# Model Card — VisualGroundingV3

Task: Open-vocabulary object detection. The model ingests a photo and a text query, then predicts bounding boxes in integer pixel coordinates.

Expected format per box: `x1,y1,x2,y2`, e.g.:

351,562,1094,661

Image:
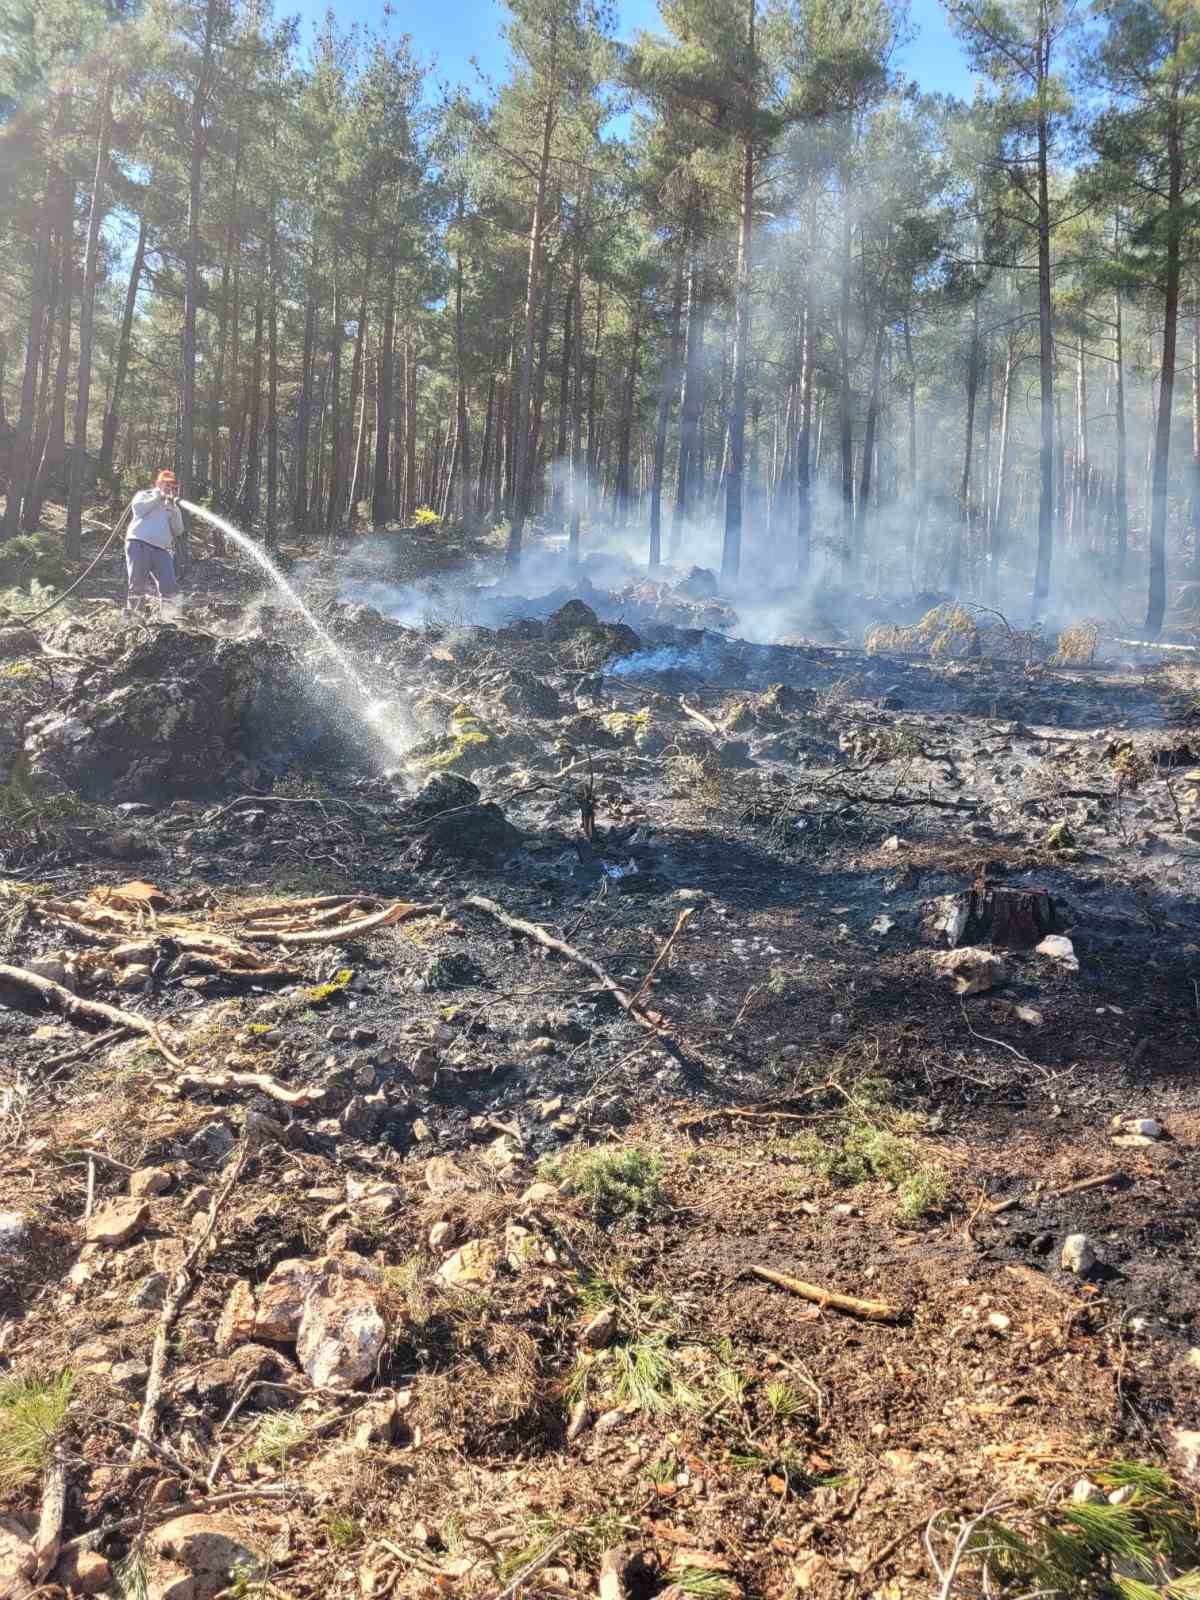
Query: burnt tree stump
958,882,1056,948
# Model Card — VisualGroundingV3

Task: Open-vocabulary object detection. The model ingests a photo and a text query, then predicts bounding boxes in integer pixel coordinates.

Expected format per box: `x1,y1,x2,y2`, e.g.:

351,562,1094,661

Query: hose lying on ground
0,503,133,630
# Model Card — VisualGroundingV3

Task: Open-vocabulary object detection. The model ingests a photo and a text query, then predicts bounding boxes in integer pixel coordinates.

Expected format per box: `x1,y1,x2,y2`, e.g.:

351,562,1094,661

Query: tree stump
958,881,1056,949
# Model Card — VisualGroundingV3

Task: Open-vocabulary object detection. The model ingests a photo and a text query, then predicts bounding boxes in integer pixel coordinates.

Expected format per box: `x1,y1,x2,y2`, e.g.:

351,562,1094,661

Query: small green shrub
790,1119,949,1220
542,1145,663,1222
412,505,441,528
0,1370,74,1490
0,535,70,592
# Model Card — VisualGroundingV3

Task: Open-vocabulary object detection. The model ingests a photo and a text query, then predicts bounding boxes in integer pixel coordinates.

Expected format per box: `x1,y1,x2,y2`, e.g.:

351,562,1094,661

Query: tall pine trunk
1032,12,1055,618
1146,57,1183,638
649,249,685,571
100,212,147,478
507,36,558,566
721,0,756,584
66,67,114,560
181,0,219,512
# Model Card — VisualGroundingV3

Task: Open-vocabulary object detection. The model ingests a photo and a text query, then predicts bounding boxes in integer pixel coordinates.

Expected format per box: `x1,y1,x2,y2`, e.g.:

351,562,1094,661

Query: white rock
1061,1234,1097,1276
1127,1118,1164,1139
0,1515,35,1594
294,1253,388,1389
1071,1478,1106,1504
1036,934,1079,970
54,1548,113,1594
986,1312,1012,1334
0,1211,28,1256
253,1257,314,1341
932,947,1007,996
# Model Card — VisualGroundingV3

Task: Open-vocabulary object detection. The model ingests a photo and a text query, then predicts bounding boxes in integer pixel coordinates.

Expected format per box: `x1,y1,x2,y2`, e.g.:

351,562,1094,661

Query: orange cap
156,469,178,488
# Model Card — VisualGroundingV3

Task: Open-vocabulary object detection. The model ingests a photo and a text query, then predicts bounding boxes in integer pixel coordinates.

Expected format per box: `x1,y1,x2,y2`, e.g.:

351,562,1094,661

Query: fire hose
0,500,135,630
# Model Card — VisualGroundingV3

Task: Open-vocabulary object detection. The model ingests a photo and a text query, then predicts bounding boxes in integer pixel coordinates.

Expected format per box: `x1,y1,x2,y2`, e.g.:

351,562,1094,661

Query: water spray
177,499,405,756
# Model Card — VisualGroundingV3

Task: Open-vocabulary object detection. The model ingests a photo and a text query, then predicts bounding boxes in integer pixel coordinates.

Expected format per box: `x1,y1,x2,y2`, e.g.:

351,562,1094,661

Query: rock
406,771,481,818
25,956,75,989
1170,1427,1200,1489
1114,1117,1164,1139
425,1155,474,1197
581,1307,617,1348
188,1345,296,1410
418,802,521,863
428,1220,457,1251
350,1026,378,1045
504,1222,545,1269
931,947,1007,996
183,1118,236,1166
1037,934,1079,970
54,1548,113,1593
132,1271,169,1308
435,1239,500,1288
111,1358,150,1391
254,1258,316,1342
986,1312,1012,1334
296,1254,389,1388
411,1046,440,1086
0,625,39,660
1071,1478,1106,1505
150,1515,264,1600
0,1516,35,1594
346,1179,404,1219
86,1197,150,1246
119,963,152,990
793,1553,833,1592
130,1166,173,1198
546,599,599,640
1061,1234,1097,1276
520,1181,560,1206
566,1398,591,1441
352,1391,407,1452
594,1408,628,1434
0,1210,28,1257
340,1094,384,1139
216,1280,256,1353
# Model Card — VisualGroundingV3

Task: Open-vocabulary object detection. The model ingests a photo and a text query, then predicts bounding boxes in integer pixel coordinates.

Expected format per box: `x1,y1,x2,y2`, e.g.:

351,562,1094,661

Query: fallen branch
40,1026,131,1072
627,907,695,1012
177,1070,324,1107
32,1455,68,1582
464,894,683,1050
58,1486,295,1556
749,1265,901,1323
679,698,721,735
241,900,441,947
0,962,183,1068
132,1139,249,1462
987,1169,1120,1215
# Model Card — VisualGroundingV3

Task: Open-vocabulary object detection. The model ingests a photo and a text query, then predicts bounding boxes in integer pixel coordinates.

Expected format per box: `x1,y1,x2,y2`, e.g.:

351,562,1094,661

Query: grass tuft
0,1370,73,1490
541,1145,664,1222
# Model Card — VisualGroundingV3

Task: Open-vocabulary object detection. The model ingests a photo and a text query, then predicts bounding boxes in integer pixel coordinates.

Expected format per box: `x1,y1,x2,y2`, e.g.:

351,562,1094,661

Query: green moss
302,968,354,1007
599,709,650,740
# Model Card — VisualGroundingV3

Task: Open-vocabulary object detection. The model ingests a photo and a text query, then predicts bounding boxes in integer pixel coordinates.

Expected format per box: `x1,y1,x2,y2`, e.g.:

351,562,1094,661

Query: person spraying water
126,469,184,614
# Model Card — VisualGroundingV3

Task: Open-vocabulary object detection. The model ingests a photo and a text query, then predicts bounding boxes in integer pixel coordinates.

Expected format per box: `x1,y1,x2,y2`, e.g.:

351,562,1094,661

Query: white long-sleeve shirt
127,489,183,552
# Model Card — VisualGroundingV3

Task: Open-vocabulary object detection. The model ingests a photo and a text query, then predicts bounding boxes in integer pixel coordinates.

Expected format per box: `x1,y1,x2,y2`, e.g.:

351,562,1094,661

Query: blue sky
292,0,976,103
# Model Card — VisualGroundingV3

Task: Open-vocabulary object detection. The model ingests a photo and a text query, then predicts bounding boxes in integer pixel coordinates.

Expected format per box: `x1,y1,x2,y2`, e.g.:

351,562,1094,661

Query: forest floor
1,512,1200,1600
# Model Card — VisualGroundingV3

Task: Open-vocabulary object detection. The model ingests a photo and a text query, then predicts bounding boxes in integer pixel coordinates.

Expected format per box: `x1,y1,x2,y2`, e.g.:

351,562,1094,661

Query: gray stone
0,1211,28,1257
111,1358,151,1391
1061,1234,1097,1276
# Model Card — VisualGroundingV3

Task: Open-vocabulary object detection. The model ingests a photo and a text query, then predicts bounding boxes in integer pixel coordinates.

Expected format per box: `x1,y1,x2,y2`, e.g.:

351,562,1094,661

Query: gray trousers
126,539,178,604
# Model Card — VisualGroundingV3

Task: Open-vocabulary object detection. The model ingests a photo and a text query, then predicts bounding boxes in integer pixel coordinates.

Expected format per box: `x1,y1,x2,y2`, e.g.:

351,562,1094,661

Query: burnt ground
2,541,1200,1600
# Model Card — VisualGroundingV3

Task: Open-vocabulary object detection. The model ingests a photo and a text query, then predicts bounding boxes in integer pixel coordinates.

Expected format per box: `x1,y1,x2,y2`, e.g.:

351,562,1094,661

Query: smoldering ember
5,0,1200,1595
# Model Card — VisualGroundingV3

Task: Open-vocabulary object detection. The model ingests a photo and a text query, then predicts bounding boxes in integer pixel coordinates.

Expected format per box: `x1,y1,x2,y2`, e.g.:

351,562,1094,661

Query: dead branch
132,1139,249,1462
241,900,441,947
749,1265,901,1323
176,1070,324,1107
464,894,686,1056
40,1026,131,1072
57,1486,295,1556
32,1455,68,1582
0,962,183,1068
626,907,695,1011
679,697,721,734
